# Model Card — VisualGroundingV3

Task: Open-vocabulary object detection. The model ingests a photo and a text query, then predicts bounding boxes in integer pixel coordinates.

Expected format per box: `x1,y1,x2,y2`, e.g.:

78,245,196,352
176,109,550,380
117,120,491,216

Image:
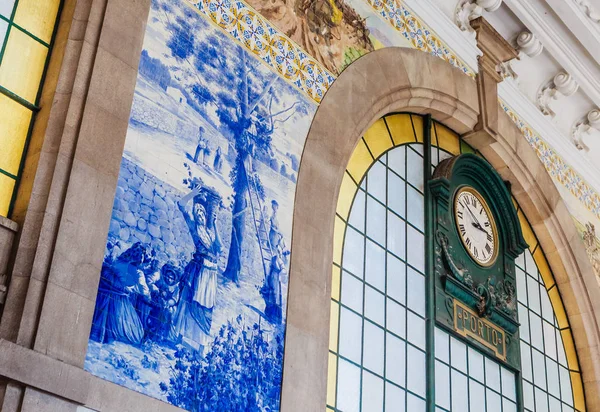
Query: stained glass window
0,0,61,216
328,113,585,412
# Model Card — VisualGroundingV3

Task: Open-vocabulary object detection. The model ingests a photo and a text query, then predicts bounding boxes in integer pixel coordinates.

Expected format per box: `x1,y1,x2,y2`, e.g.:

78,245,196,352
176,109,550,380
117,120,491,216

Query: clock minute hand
465,205,489,234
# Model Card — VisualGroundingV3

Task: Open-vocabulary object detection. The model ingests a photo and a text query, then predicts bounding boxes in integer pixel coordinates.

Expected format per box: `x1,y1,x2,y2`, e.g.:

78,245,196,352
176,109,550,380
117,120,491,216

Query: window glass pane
343,227,364,277
526,275,541,315
469,379,485,411
368,162,387,203
387,146,405,178
0,93,33,175
367,196,386,245
385,383,406,412
387,254,405,305
486,389,501,412
13,0,60,43
407,346,426,397
0,173,15,217
468,347,484,383
435,360,450,410
339,307,363,363
450,337,467,374
406,185,424,231
407,393,426,412
407,268,425,316
349,189,365,233
451,369,469,411
387,211,406,260
406,146,423,192
386,298,406,339
366,239,385,291
434,327,449,364
501,366,516,401
485,357,501,392
0,27,48,103
341,271,363,313
363,321,384,375
407,311,425,350
406,225,424,272
337,359,361,412
0,19,8,46
365,286,385,326
387,171,405,218
386,333,406,387
362,370,384,411
523,380,535,411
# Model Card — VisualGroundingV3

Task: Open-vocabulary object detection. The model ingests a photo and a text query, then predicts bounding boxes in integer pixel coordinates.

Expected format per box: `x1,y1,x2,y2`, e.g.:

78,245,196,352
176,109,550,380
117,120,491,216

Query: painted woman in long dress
91,242,150,344
174,185,222,352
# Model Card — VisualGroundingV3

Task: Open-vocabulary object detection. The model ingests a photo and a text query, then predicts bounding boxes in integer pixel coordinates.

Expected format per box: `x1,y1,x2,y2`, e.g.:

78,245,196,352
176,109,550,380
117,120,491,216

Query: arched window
0,0,62,216
327,114,585,412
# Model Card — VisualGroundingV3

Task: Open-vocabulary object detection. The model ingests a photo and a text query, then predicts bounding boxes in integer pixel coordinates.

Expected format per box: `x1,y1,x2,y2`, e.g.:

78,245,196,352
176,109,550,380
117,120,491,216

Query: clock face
454,187,498,266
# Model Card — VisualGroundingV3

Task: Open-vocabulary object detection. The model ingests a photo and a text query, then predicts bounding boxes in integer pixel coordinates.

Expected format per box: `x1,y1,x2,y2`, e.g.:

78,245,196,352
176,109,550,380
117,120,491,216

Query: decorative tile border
187,0,336,103
364,0,475,77
186,0,600,223
501,101,600,220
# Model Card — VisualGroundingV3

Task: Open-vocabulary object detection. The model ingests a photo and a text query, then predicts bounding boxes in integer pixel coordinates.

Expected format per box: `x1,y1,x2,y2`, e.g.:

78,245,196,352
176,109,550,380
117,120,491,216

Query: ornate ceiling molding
573,0,600,24
572,109,600,151
504,0,600,107
516,32,543,58
536,72,579,117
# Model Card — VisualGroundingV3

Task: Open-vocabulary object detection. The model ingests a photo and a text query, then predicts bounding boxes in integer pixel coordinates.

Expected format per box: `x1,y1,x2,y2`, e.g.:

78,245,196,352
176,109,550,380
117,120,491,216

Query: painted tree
164,3,309,283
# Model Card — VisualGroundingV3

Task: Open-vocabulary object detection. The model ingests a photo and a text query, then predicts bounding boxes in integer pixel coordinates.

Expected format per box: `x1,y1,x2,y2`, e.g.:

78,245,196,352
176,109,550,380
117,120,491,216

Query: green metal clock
428,153,528,369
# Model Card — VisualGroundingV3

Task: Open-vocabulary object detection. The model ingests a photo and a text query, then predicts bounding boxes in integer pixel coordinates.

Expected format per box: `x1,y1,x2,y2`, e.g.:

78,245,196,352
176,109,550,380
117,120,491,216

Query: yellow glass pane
0,94,32,175
327,353,337,407
548,286,568,330
14,0,60,43
385,114,415,145
329,301,339,351
435,123,460,155
332,215,345,265
346,139,372,182
0,173,16,217
336,172,358,221
411,115,424,142
533,247,554,289
517,209,537,251
331,265,341,300
571,371,586,411
0,28,48,103
363,118,393,160
561,328,580,372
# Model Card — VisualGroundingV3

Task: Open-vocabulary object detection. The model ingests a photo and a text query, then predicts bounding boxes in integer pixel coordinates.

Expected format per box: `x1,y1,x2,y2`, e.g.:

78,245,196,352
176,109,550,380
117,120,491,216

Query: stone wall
129,93,197,141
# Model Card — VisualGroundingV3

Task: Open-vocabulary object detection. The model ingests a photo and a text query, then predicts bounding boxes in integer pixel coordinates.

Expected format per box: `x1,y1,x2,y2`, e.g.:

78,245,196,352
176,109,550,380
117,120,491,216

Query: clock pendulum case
428,153,528,369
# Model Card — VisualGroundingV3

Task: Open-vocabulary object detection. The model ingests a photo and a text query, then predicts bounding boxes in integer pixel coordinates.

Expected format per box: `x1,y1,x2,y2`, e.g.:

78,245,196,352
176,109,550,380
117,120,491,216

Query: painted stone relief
84,0,315,409
582,222,600,283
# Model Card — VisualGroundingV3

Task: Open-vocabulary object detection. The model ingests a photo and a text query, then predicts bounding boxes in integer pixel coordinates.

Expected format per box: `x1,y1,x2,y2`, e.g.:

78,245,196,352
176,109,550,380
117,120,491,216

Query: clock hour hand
465,206,489,235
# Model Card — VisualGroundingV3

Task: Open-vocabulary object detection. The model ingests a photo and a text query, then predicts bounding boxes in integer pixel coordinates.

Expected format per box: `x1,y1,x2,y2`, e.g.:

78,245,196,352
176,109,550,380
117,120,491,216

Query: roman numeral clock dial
454,187,498,266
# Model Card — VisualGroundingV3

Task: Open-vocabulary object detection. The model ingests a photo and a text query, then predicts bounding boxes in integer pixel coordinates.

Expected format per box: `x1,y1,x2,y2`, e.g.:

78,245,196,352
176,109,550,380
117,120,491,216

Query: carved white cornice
516,32,543,58
504,0,600,106
573,0,600,24
536,72,579,117
572,109,600,151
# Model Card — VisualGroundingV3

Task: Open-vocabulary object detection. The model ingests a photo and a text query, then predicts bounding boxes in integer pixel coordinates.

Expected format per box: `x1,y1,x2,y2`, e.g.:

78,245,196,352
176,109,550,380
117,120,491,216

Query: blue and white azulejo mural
84,0,315,409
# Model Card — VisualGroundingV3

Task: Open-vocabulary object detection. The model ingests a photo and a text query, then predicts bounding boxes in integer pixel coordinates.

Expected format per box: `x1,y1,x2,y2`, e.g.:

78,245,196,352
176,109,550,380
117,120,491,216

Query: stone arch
282,47,600,411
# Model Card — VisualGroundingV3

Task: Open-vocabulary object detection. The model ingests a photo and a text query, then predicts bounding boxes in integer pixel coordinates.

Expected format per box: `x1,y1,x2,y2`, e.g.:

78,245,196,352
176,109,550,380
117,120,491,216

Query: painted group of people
193,126,223,174
91,185,223,354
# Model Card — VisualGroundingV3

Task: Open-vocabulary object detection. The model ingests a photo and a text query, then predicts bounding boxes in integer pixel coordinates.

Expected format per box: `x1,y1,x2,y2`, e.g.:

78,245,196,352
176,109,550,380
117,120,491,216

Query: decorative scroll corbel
571,109,600,151
455,0,503,32
537,72,579,117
